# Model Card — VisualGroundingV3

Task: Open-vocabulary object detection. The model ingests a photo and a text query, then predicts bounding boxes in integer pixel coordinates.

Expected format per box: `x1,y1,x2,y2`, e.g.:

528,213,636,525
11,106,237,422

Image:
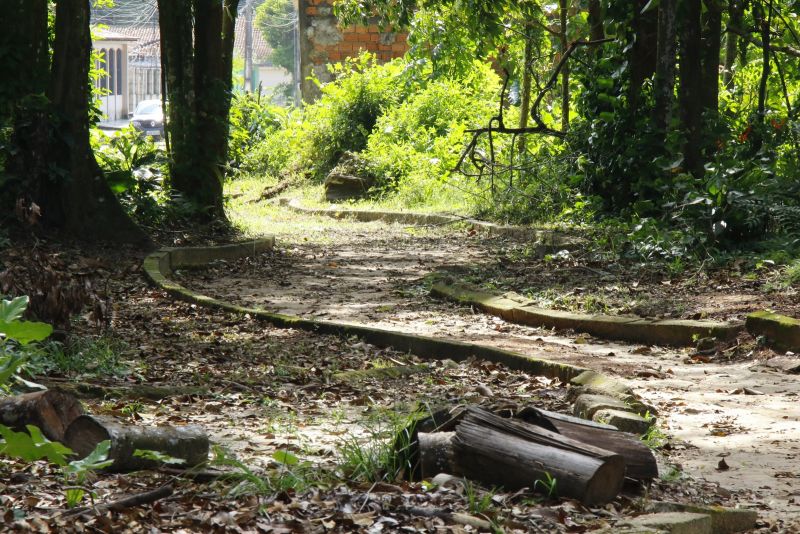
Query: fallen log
517,406,658,481
64,415,208,472
0,390,84,441
453,407,626,505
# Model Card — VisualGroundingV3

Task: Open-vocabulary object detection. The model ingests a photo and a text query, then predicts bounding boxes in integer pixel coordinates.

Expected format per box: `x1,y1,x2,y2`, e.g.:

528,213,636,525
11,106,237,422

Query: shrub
91,127,169,224
362,62,500,209
228,92,285,171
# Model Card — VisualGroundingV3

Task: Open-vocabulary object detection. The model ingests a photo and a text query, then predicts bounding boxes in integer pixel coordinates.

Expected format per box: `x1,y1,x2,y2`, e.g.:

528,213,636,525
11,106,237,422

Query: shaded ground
178,209,800,527
1,208,798,531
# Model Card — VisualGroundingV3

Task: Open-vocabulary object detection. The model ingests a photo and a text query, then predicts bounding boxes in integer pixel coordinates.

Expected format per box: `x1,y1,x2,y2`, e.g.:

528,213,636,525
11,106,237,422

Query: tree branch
727,25,800,58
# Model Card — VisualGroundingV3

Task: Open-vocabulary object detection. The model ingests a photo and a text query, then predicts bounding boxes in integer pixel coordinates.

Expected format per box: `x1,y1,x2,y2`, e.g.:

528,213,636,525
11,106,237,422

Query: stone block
746,310,800,352
646,502,758,533
624,512,712,534
573,394,630,419
593,408,652,435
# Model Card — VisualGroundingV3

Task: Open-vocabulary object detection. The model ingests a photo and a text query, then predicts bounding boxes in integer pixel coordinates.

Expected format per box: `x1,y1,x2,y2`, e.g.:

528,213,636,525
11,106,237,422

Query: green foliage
463,479,496,514
254,0,296,75
210,445,319,495
532,471,558,499
0,296,52,389
0,425,72,464
337,411,415,483
91,127,169,224
133,448,186,465
0,430,112,508
228,92,284,171
26,335,132,379
361,62,499,208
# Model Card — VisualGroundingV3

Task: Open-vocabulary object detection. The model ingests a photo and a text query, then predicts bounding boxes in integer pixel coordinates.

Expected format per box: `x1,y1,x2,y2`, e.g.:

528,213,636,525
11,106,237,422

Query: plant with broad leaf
0,295,53,390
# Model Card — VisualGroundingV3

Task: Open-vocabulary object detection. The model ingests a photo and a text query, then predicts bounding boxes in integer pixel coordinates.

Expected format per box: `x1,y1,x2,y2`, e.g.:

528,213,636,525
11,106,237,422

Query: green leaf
0,296,29,323
105,170,137,194
133,448,186,465
0,320,53,345
65,488,86,508
0,424,72,465
0,354,27,385
641,0,660,13
272,449,299,466
65,440,114,477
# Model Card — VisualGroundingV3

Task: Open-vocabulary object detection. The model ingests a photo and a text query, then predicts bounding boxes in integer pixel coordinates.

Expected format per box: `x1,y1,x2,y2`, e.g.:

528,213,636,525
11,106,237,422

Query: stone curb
431,281,744,347
142,239,668,446
645,502,758,534
746,310,800,352
142,239,587,382
279,198,582,248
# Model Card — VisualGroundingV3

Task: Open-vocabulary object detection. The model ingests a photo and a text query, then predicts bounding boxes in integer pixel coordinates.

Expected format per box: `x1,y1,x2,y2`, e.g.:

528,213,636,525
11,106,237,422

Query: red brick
391,43,406,52
305,6,317,15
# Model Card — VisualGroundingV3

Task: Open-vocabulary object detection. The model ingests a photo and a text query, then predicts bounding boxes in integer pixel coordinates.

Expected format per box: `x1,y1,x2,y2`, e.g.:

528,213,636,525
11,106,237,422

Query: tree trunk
679,0,704,177
701,1,723,115
723,0,744,89
4,0,50,212
45,0,148,244
654,0,678,133
158,0,239,220
0,390,84,442
64,415,209,472
628,0,657,115
588,0,605,42
757,1,772,121
559,0,570,131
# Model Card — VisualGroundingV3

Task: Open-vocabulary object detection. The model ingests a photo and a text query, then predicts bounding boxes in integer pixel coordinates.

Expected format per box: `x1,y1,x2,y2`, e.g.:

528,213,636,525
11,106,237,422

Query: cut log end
0,389,84,442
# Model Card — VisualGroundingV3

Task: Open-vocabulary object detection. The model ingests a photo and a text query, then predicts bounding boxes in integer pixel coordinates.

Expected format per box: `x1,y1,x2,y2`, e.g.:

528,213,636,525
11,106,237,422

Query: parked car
130,99,164,138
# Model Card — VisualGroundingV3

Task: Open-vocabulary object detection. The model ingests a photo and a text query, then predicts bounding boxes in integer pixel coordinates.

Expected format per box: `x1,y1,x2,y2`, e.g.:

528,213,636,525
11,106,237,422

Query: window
116,49,123,95
108,49,115,95
99,49,108,90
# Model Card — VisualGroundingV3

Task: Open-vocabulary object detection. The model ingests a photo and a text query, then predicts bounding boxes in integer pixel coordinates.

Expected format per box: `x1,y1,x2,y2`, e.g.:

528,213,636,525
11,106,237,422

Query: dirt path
179,211,800,526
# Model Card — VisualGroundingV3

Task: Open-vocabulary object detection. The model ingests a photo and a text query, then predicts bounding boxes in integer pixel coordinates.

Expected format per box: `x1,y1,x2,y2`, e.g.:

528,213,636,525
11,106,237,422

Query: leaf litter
0,219,791,531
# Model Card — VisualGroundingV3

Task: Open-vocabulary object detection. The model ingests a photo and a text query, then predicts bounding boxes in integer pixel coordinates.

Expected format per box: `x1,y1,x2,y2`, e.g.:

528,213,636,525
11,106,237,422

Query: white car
130,99,164,138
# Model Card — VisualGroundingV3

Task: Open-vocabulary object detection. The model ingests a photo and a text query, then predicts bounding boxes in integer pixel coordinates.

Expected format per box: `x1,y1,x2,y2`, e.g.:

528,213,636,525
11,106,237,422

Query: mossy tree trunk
4,0,147,244
47,0,148,243
158,0,240,221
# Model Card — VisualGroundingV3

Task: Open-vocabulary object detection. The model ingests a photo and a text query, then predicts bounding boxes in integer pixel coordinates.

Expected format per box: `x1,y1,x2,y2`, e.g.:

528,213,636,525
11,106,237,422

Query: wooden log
0,389,84,441
64,415,208,472
417,432,459,479
518,406,658,481
453,407,625,506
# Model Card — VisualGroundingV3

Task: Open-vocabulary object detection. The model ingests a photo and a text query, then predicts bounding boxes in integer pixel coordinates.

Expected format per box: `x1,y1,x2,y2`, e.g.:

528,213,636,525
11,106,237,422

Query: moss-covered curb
143,238,663,439
142,239,586,382
432,281,744,347
279,198,582,250
746,310,800,352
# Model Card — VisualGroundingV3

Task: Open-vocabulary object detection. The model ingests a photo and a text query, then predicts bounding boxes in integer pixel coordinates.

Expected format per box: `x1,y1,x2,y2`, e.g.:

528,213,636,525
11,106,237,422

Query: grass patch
27,335,134,379
337,410,416,483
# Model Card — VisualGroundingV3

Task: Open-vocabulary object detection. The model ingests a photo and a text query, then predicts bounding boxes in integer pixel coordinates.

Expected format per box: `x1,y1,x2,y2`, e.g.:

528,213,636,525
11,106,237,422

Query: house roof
94,28,139,42
93,16,273,63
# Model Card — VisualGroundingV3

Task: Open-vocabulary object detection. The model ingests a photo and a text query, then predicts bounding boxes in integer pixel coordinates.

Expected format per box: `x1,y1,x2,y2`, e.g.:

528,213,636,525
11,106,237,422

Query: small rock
593,408,653,435
430,473,462,489
573,394,630,419
624,512,712,534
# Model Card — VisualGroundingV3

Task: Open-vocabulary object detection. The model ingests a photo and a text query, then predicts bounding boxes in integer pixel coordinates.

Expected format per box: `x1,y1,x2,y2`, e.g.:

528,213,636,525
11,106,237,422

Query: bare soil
177,211,800,529
1,210,798,531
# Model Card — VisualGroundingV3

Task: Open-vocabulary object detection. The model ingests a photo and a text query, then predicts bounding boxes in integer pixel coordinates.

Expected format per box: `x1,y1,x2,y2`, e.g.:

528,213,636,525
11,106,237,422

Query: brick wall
297,0,408,101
